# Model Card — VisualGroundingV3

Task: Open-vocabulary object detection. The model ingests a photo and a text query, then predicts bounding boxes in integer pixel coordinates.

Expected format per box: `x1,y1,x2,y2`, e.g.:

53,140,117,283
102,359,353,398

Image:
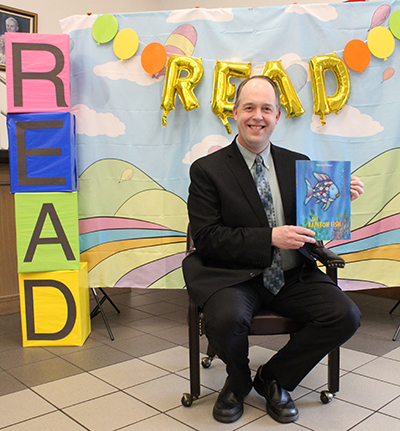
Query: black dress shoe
253,366,299,423
213,378,244,423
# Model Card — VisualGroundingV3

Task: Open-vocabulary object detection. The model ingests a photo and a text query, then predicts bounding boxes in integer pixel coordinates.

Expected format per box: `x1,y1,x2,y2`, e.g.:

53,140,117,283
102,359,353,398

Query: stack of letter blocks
5,33,90,346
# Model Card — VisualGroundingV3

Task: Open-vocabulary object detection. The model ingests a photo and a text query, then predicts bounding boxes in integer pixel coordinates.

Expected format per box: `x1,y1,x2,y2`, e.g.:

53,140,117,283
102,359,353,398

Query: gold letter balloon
309,55,351,125
261,61,304,118
160,55,204,127
211,61,252,134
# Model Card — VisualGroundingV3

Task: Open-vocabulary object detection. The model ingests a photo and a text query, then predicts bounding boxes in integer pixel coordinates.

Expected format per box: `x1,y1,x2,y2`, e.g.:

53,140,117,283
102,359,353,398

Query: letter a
24,203,76,262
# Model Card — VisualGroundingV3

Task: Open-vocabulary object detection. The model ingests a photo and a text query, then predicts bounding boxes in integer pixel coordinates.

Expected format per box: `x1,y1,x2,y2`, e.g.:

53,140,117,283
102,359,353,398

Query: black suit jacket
182,139,333,306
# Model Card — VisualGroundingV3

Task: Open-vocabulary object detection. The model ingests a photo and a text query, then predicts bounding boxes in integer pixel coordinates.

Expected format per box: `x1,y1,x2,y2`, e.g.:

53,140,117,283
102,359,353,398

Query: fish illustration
304,172,340,211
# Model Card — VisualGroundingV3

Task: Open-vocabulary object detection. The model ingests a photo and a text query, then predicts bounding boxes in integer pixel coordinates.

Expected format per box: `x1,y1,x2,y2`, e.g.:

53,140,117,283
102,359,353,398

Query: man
5,17,19,33
182,76,364,424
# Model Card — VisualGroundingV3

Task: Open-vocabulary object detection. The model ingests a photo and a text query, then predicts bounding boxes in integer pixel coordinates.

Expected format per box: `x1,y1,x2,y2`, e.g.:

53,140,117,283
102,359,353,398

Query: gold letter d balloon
309,55,351,126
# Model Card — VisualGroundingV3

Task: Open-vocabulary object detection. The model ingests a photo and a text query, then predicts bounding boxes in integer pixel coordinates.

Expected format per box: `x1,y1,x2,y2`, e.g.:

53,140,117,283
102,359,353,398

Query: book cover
296,160,351,240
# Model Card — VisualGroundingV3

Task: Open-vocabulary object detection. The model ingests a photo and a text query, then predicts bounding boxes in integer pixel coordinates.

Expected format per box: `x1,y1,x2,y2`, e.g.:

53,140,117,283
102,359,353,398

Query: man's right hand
271,225,316,250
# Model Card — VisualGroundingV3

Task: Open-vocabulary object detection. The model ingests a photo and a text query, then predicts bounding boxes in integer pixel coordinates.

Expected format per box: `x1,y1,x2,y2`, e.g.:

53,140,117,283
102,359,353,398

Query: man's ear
275,110,281,124
233,105,238,121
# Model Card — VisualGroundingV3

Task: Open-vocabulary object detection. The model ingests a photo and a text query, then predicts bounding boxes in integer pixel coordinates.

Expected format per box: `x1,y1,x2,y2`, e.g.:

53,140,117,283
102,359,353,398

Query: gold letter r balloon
160,55,204,127
309,55,351,125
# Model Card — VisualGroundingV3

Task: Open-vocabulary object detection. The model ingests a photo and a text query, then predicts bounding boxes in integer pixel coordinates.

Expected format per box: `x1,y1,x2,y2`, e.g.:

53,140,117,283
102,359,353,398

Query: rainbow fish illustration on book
296,160,351,240
305,172,340,211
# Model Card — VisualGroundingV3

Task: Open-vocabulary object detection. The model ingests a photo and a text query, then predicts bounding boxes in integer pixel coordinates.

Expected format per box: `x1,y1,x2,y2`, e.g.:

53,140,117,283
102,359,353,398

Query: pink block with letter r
5,33,70,113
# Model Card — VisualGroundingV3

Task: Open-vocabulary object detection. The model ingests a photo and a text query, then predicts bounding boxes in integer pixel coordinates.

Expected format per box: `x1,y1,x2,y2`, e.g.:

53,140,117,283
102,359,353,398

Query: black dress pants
202,271,361,396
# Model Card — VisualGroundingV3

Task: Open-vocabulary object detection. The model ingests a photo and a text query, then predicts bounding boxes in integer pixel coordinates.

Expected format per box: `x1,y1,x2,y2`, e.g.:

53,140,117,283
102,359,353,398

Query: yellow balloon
211,61,252,134
160,55,204,126
367,26,395,61
261,61,304,118
119,168,134,182
113,28,139,61
309,55,351,125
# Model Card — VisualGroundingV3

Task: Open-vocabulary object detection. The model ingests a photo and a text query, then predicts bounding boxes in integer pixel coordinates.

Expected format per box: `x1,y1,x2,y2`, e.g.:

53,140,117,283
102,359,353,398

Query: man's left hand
350,176,364,201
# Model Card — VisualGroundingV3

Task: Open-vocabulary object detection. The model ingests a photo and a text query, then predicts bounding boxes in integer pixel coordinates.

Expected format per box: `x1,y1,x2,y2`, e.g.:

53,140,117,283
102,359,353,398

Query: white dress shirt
236,140,302,271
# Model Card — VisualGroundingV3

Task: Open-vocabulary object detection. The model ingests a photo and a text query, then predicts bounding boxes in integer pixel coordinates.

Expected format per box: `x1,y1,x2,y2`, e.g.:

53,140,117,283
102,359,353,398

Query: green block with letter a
15,191,80,273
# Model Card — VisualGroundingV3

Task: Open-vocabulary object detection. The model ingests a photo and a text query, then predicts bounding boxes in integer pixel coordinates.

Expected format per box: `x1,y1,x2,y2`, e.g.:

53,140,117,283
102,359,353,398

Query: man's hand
272,225,316,249
350,176,364,201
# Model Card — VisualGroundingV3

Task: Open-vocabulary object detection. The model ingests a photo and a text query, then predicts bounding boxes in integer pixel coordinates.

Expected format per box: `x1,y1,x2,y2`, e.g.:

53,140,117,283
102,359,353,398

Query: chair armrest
309,241,345,269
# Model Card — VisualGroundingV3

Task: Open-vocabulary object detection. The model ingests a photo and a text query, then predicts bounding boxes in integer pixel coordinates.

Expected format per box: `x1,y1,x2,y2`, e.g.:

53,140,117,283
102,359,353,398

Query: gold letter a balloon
262,61,304,118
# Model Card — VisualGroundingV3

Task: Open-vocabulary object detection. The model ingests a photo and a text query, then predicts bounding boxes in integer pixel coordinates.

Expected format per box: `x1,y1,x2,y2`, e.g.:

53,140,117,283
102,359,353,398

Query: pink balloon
370,4,391,31
382,67,395,83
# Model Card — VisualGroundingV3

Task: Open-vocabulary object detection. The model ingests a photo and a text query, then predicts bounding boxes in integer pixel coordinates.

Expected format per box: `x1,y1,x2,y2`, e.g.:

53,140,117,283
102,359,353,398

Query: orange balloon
343,39,371,73
141,42,167,75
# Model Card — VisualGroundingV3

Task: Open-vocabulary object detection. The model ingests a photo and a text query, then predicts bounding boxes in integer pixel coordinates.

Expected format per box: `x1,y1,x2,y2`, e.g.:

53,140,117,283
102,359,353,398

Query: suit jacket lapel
224,142,269,226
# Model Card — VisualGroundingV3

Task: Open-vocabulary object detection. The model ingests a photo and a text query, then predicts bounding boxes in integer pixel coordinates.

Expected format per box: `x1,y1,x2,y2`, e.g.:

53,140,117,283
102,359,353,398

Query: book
296,160,351,240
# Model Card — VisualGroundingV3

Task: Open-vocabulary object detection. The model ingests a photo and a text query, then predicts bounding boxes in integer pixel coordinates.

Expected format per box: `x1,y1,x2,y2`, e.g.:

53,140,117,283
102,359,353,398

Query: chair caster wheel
181,393,193,407
320,390,334,404
201,357,212,368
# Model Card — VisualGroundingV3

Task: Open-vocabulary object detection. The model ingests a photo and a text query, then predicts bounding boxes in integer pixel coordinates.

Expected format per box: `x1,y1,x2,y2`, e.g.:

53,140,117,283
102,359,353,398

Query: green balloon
389,10,400,40
92,14,119,44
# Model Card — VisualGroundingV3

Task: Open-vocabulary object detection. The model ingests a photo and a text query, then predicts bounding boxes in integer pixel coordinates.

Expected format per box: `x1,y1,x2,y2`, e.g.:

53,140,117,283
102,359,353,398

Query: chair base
182,393,197,407
183,295,340,408
182,349,338,407
320,390,335,404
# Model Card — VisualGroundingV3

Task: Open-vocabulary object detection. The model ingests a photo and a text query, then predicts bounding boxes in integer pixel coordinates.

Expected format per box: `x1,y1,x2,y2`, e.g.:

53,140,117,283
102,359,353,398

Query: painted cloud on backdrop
285,4,338,22
93,56,163,85
311,105,384,137
167,8,234,23
72,104,126,137
182,134,231,164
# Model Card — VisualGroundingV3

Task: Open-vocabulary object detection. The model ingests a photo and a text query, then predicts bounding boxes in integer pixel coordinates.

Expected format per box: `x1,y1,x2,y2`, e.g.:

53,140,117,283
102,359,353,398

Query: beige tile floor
1,289,400,430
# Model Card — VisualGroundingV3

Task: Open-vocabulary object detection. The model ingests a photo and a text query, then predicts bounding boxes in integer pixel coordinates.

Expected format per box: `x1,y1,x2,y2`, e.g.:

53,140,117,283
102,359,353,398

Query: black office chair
182,224,345,407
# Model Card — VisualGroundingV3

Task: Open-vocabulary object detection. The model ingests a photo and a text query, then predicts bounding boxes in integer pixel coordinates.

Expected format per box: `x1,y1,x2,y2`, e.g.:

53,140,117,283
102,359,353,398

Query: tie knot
255,154,263,165
255,155,264,173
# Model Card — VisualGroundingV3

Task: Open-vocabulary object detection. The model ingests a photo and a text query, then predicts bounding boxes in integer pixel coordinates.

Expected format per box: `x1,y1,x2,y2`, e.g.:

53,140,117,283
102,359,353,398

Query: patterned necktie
254,154,285,295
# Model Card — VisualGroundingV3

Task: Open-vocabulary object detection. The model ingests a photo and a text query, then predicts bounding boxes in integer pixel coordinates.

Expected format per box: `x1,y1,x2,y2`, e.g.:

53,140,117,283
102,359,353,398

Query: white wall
7,0,347,34
0,0,362,149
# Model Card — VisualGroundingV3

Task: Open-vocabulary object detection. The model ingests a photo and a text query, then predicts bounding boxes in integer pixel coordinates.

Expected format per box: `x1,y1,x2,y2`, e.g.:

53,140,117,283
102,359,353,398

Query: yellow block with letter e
18,262,90,346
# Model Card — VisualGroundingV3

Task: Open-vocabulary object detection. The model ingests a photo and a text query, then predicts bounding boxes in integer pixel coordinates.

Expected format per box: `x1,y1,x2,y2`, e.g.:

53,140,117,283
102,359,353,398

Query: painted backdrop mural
60,1,400,290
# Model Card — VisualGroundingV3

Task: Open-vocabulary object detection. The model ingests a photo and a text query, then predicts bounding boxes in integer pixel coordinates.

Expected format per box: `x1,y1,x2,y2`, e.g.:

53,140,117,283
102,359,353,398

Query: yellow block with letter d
18,262,90,347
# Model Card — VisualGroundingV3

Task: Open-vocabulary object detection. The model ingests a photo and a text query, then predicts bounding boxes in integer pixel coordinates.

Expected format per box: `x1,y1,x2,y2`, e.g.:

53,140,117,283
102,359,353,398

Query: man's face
233,78,281,154
6,19,18,32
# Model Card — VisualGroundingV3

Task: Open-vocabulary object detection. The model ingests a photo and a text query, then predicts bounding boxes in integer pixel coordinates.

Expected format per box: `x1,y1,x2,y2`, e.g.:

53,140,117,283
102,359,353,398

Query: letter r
12,43,68,107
